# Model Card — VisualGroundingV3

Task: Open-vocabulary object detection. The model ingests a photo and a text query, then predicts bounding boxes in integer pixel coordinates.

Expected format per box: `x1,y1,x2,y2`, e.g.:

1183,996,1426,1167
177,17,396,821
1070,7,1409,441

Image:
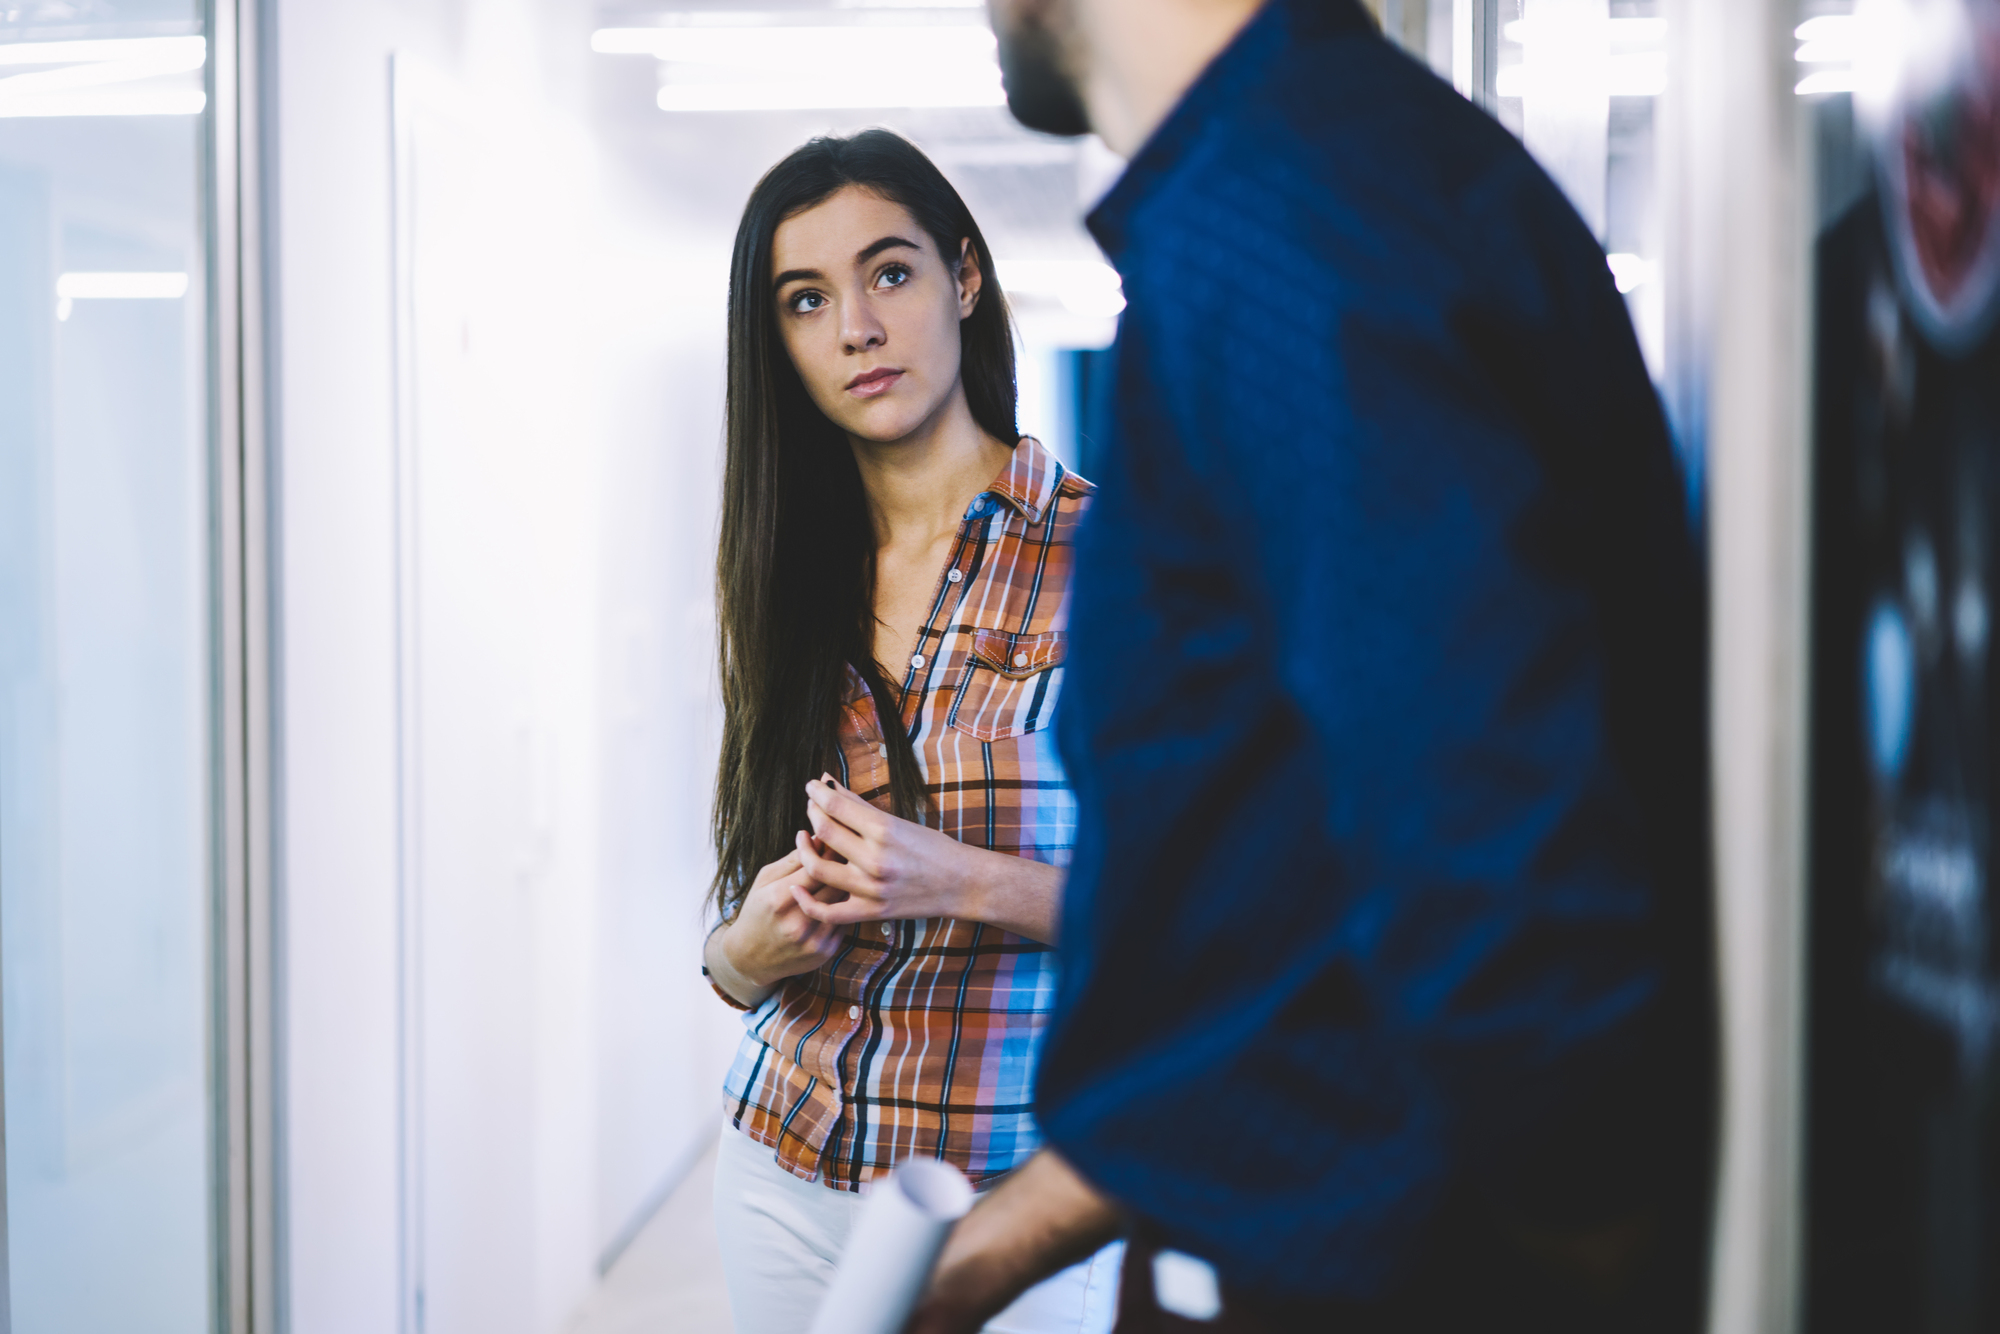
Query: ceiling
585,1,1118,342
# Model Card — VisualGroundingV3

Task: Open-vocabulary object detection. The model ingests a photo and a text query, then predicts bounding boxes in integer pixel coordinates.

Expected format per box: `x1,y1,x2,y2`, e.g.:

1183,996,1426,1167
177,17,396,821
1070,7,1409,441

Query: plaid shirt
719,438,1092,1192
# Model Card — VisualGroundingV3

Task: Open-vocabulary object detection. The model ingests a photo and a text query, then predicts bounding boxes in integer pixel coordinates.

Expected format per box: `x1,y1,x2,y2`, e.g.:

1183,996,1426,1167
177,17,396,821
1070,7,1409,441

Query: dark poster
1809,2,2000,1331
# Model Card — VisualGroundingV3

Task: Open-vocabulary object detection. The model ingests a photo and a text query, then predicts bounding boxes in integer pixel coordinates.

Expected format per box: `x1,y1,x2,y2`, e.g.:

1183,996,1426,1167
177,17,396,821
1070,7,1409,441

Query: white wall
272,2,738,1331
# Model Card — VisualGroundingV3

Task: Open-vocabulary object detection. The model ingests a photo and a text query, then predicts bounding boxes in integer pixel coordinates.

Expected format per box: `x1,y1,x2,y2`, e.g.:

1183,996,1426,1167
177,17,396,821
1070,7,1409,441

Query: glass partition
1375,0,1678,441
0,3,216,1330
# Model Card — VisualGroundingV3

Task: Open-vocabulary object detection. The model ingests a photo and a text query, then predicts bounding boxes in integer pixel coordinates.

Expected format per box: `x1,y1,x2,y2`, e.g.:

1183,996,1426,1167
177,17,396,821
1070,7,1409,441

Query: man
909,0,1715,1329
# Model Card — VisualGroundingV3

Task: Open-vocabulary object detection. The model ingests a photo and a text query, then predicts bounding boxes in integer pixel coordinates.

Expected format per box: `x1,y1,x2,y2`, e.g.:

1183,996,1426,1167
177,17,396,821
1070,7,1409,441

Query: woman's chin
834,400,934,446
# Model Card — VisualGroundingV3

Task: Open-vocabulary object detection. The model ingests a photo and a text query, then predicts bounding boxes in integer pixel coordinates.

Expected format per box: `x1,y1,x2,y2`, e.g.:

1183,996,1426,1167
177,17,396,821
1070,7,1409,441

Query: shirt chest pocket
948,628,1067,743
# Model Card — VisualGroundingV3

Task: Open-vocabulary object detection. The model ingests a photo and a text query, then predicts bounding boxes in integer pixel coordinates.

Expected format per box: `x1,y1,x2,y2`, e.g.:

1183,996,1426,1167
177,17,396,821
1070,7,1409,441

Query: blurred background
1,0,1993,1332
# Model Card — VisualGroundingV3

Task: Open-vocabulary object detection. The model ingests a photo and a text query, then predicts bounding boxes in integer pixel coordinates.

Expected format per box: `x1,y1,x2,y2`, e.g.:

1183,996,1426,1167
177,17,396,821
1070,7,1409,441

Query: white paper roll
807,1157,974,1334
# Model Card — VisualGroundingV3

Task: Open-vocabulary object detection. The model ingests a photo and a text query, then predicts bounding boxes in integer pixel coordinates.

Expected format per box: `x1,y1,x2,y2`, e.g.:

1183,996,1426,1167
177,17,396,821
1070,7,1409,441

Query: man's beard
991,2,1092,138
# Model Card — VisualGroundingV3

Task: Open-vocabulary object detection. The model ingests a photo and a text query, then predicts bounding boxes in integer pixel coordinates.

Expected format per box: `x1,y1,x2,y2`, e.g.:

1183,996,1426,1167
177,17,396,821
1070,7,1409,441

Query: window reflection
0,3,212,1331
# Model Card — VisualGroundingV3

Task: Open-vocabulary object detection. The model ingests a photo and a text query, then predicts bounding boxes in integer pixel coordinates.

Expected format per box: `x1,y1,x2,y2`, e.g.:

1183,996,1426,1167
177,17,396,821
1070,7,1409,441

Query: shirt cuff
703,964,754,1012
702,919,755,1011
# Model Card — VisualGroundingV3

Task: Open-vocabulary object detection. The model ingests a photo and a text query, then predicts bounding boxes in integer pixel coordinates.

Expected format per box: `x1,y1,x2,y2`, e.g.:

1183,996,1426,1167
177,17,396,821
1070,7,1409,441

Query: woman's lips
846,367,904,398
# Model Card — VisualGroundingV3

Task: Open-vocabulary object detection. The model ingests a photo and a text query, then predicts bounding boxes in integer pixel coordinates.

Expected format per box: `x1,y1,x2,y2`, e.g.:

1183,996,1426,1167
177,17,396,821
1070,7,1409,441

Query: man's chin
994,17,1092,138
1002,82,1093,140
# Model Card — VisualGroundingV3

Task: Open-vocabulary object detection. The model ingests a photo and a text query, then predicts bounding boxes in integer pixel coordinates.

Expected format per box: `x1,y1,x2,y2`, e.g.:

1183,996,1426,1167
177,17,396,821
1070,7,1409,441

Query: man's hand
705,850,844,1008
792,776,1064,944
902,1150,1124,1334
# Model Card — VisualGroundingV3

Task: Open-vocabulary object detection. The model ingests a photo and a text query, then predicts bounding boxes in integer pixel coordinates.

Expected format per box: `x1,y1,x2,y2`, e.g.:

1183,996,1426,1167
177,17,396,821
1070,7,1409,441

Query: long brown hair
711,129,1018,920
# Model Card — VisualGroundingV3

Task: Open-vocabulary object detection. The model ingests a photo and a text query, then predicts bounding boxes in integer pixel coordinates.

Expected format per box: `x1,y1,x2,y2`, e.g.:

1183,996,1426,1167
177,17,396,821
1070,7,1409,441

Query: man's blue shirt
1038,0,1713,1305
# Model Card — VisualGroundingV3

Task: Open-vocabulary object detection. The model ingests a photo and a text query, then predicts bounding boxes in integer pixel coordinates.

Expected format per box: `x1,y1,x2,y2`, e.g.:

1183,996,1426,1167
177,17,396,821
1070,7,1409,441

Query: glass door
0,3,221,1330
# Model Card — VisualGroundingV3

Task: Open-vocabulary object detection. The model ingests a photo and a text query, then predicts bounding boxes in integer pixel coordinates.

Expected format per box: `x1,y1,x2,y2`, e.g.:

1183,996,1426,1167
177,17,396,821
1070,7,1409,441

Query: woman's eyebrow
773,236,921,289
856,235,922,263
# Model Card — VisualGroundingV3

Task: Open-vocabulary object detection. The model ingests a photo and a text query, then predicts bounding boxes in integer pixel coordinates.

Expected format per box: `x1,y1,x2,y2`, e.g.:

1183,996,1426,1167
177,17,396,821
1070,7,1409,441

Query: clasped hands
707,775,1060,1008
786,773,992,927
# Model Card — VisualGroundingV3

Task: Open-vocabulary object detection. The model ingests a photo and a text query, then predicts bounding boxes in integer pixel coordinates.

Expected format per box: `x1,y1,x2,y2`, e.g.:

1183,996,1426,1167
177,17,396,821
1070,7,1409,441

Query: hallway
568,1137,733,1334
0,0,1949,1330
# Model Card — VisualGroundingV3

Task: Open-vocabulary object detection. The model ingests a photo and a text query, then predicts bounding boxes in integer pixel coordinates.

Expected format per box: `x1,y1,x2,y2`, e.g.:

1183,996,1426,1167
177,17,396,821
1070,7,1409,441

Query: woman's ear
957,237,984,320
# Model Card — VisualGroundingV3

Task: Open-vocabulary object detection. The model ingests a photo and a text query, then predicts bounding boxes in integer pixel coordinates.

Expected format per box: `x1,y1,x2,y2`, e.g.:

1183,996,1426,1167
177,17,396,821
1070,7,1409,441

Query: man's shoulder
1129,37,1580,306
1263,30,1519,178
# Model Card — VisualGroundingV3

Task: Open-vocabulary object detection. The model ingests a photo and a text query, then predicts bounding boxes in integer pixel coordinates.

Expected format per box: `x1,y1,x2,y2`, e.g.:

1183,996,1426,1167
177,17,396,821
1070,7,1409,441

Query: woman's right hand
706,850,845,1008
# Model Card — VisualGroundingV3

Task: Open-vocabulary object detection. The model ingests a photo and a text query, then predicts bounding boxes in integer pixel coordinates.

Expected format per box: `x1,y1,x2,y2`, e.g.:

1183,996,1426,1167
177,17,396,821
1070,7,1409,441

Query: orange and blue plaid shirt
718,437,1092,1192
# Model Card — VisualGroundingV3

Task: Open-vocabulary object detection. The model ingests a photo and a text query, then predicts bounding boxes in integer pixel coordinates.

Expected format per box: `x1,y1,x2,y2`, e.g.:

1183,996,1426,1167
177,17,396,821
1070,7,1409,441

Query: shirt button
880,923,893,937
911,653,925,668
946,568,963,583
1013,652,1029,668
848,1005,861,1020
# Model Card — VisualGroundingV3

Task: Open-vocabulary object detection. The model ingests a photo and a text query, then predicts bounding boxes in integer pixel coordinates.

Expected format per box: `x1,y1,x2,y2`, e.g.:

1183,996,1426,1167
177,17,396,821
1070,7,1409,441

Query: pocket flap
968,628,1066,679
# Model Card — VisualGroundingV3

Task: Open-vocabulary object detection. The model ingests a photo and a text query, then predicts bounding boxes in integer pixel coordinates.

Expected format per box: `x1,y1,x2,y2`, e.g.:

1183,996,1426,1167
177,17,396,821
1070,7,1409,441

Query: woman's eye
876,265,910,289
788,290,826,314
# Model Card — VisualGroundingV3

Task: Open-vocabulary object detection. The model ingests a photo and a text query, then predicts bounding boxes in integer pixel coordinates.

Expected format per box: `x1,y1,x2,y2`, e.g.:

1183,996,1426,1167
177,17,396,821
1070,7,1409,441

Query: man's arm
903,1150,1124,1334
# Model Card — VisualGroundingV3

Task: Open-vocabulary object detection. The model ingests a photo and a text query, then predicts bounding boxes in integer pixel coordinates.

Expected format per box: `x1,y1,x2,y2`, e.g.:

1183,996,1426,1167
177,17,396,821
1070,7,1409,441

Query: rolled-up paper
807,1158,974,1334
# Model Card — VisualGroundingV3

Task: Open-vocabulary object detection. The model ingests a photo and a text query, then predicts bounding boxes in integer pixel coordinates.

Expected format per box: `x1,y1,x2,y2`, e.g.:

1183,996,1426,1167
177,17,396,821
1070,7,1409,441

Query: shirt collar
978,435,1064,526
1086,0,1373,263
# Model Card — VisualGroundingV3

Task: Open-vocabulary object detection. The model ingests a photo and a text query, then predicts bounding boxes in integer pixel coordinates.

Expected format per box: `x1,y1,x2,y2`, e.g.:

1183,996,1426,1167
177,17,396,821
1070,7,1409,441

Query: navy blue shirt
1038,0,1712,1310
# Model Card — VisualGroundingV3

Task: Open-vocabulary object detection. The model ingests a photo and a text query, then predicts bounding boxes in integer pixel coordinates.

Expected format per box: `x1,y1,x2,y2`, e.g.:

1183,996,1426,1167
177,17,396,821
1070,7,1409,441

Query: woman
701,129,1119,1334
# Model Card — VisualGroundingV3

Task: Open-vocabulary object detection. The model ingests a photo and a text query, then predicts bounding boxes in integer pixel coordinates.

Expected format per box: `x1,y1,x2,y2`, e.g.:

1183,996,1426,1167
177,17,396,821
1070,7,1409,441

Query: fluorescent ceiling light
597,25,993,65
58,271,189,299
597,21,1004,111
1503,17,1667,45
997,259,1125,318
1795,16,1856,43
0,35,206,117
1492,11,1868,100
1791,14,1859,96
1795,15,1858,64
55,271,190,320
1496,53,1667,98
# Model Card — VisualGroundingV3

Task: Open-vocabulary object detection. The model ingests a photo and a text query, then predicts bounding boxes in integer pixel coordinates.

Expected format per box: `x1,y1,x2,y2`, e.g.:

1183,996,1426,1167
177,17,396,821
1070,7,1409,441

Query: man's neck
1077,0,1267,158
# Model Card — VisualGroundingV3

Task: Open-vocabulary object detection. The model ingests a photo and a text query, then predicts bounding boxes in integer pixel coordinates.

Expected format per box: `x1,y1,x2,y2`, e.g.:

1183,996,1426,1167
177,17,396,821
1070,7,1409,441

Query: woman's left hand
791,775,1063,944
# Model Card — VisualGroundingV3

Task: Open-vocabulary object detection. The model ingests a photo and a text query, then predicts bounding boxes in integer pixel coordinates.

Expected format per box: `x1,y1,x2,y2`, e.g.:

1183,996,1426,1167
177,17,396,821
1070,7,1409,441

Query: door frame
208,0,280,1329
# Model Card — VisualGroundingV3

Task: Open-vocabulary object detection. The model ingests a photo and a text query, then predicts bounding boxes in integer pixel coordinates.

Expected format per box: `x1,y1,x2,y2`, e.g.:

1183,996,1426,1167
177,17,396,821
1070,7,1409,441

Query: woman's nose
841,301,885,353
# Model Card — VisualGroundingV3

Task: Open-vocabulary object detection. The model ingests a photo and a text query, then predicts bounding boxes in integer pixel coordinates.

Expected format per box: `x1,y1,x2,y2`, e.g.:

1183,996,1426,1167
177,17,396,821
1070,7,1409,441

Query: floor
565,1137,735,1334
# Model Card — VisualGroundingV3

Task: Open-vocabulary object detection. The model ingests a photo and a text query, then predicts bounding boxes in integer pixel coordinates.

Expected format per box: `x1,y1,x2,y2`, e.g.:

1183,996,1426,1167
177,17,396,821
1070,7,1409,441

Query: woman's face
771,185,982,445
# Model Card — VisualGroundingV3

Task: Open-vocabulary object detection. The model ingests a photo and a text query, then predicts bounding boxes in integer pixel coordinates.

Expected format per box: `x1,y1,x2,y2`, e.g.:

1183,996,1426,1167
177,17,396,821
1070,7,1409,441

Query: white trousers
712,1125,1124,1334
